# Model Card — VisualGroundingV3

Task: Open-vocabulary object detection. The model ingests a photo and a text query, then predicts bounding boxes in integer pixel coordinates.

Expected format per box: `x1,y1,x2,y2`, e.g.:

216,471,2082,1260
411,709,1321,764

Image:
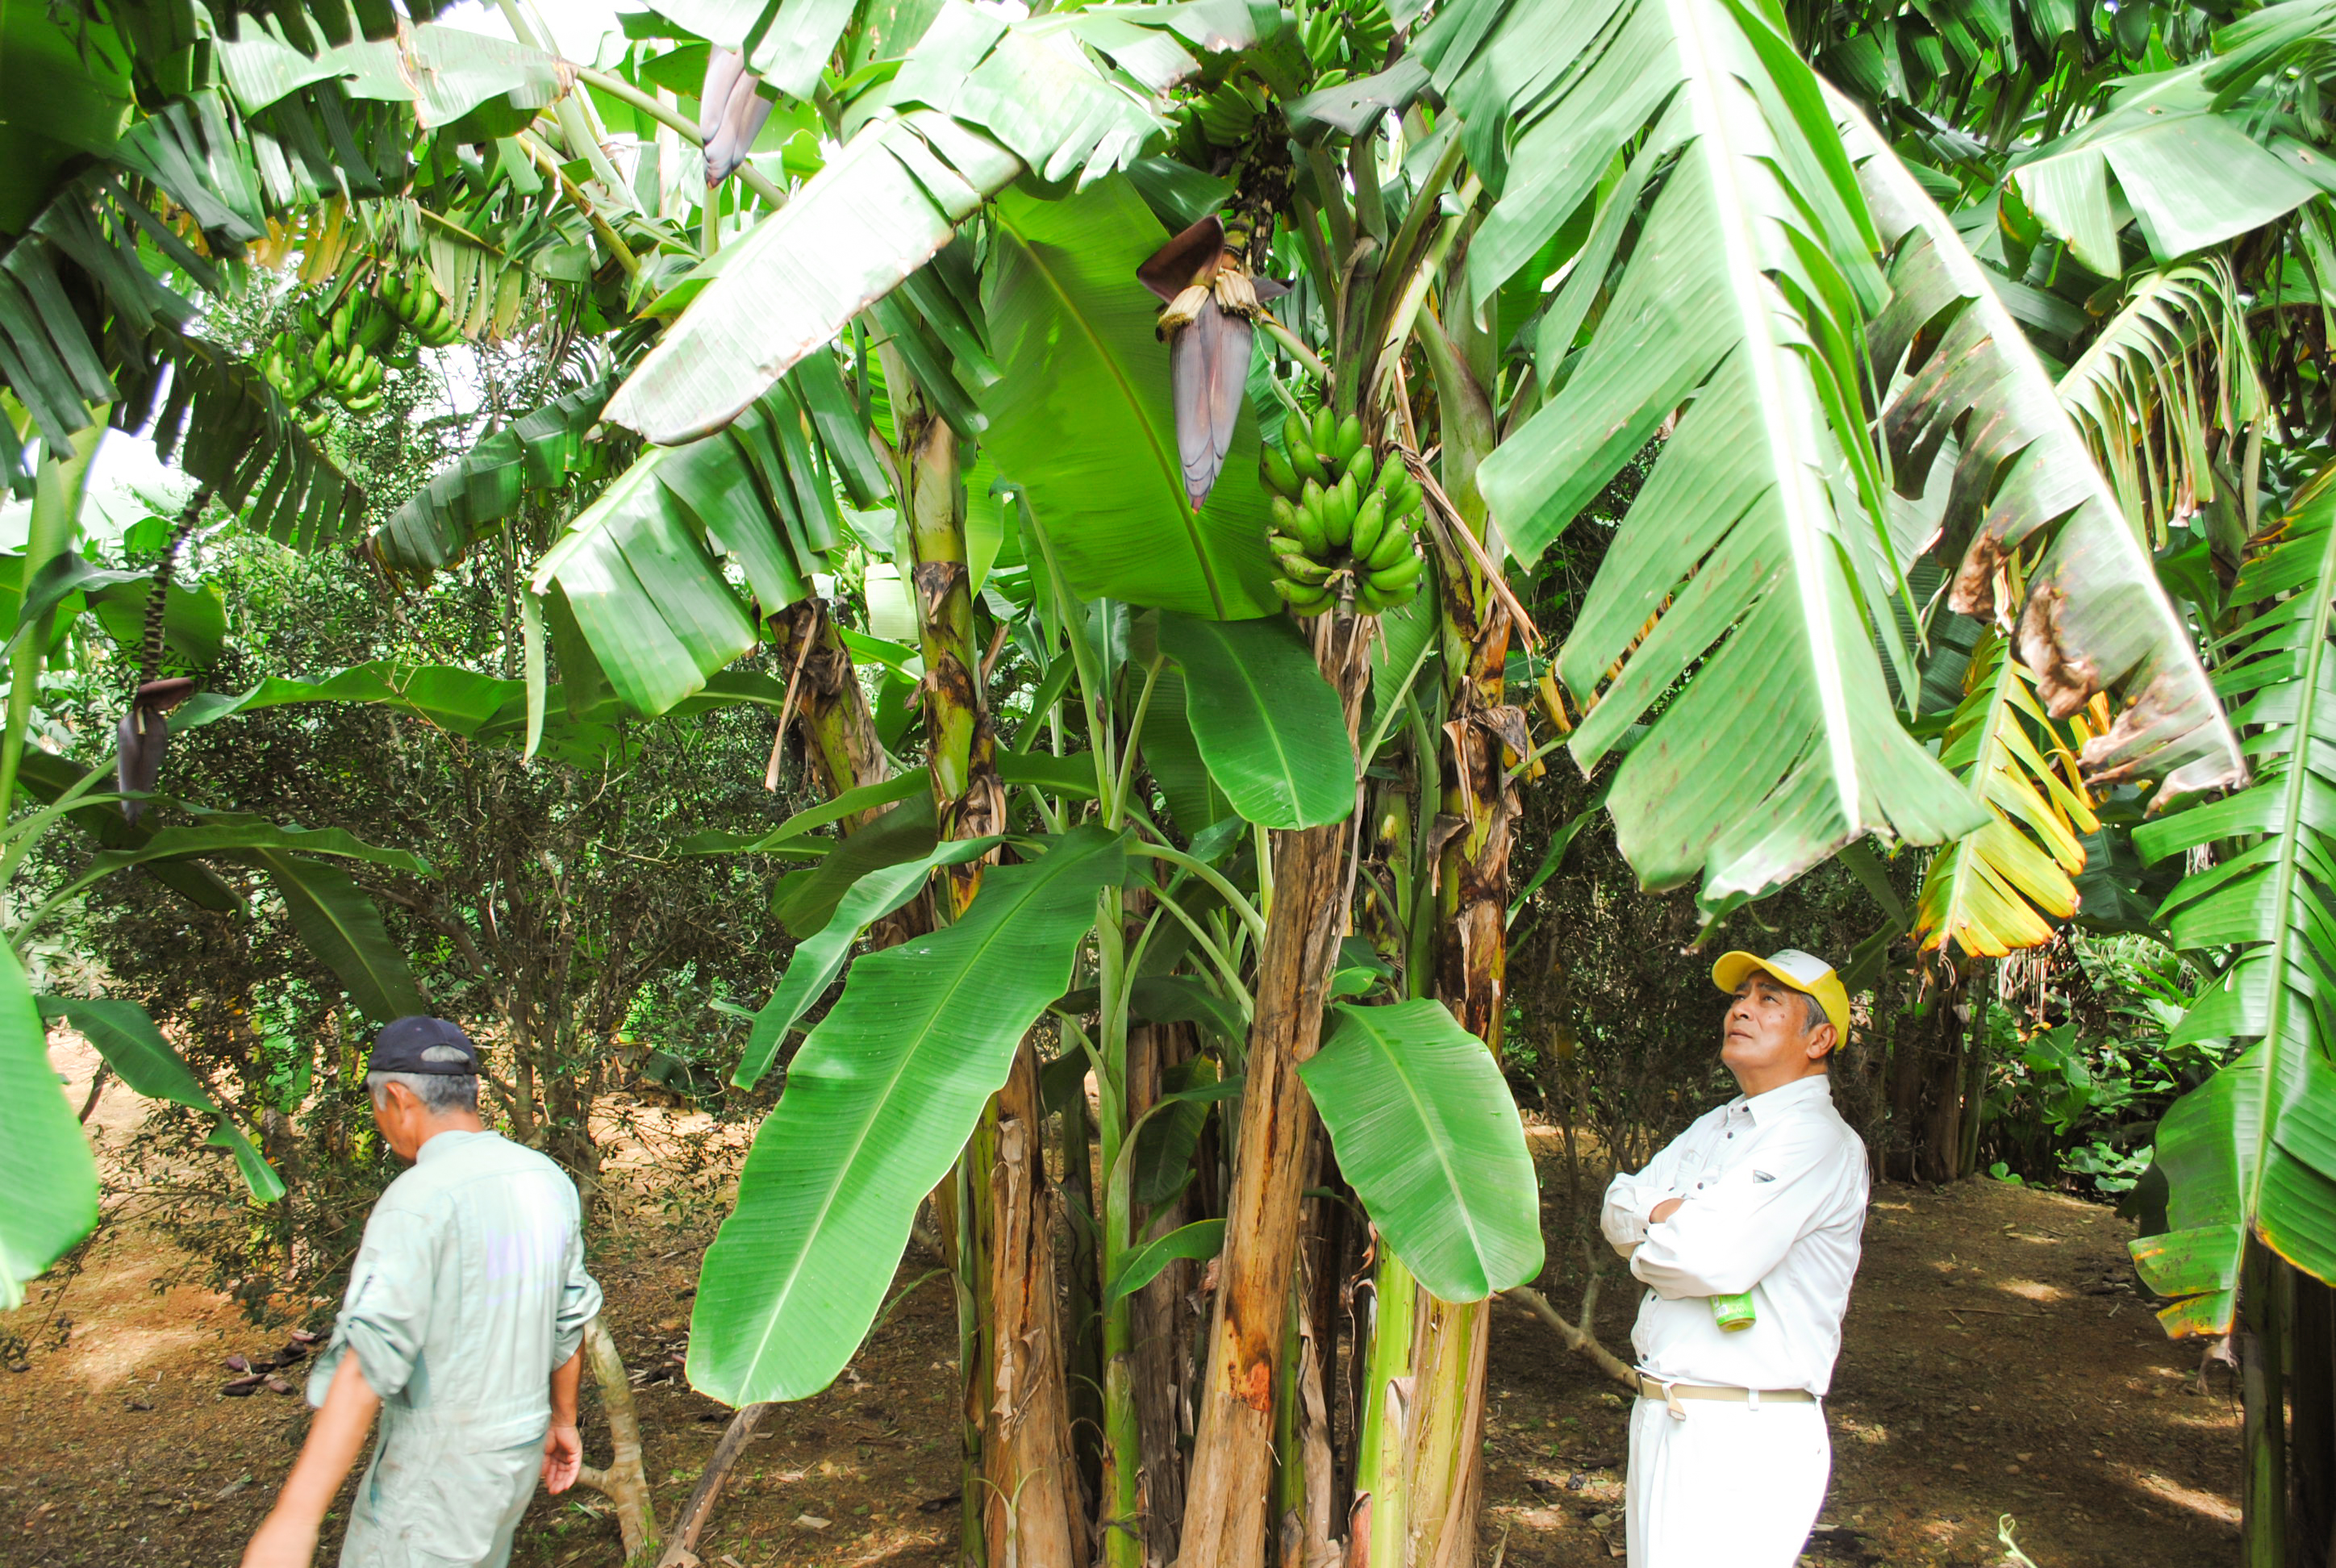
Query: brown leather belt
1636,1374,1819,1419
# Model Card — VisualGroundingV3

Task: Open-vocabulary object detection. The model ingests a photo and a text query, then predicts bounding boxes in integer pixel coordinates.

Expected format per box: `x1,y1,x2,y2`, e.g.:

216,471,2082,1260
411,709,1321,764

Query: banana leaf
1300,999,1545,1303
2126,466,2336,1334
0,942,97,1310
36,995,283,1201
980,178,1279,619
689,826,1126,1403
1157,611,1354,829
1459,0,1983,918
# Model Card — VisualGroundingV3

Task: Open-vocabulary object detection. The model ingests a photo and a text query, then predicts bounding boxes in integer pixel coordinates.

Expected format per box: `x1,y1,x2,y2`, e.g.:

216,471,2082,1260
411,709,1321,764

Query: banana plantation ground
4,1044,2238,1568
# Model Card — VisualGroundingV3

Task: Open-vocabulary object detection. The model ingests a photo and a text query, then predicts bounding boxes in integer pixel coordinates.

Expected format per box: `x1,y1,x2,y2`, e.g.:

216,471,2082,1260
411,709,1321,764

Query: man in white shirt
1600,949,1870,1568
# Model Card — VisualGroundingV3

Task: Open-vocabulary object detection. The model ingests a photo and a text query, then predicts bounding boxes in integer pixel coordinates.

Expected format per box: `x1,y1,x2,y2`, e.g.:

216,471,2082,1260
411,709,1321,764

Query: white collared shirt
1600,1074,1867,1395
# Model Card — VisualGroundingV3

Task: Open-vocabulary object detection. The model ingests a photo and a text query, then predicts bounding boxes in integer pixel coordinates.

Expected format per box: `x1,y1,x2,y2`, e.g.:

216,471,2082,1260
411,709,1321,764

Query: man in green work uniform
242,1017,602,1568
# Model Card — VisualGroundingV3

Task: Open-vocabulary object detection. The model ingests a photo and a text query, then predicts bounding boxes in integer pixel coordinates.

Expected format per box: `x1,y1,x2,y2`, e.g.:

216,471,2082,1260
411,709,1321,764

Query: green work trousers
337,1416,542,1568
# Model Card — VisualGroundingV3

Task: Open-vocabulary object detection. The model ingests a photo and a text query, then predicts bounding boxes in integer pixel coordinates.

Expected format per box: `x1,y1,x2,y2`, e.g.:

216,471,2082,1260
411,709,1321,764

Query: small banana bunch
378,267,461,348
1261,408,1425,616
1193,81,1265,148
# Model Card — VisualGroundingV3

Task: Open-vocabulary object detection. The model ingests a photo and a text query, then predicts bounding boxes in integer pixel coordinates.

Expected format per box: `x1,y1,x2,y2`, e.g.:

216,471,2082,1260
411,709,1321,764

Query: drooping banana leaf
1840,95,2246,805
1460,0,1984,917
370,379,615,573
0,177,363,540
35,995,283,1201
1299,999,1544,1303
689,826,1125,1404
981,179,1279,619
1913,628,2100,962
2126,467,2336,1334
250,851,428,1024
0,942,97,1311
532,365,886,712
733,834,1002,1089
2054,258,2267,548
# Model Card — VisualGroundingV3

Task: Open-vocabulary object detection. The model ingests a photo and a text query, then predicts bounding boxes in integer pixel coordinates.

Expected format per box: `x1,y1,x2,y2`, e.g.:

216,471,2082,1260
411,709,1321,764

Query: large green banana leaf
1460,0,1984,917
689,827,1125,1403
2127,469,2336,1335
532,366,887,712
36,995,283,1201
981,178,1279,618
1843,98,2246,804
1299,1000,1544,1303
606,0,1280,443
1156,611,1354,828
0,941,96,1310
530,446,764,716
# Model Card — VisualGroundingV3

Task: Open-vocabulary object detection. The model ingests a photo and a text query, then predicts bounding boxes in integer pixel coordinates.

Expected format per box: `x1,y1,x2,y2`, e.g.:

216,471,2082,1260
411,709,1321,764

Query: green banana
1349,493,1387,563
1366,519,1416,572
1262,443,1300,499
1295,479,1331,553
1311,406,1335,454
1333,413,1363,464
1273,577,1332,610
1327,474,1359,546
1368,553,1423,590
1343,445,1375,491
1287,423,1322,486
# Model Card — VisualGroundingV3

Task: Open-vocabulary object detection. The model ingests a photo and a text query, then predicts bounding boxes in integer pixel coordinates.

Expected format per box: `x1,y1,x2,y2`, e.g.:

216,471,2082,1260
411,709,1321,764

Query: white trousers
1625,1394,1830,1568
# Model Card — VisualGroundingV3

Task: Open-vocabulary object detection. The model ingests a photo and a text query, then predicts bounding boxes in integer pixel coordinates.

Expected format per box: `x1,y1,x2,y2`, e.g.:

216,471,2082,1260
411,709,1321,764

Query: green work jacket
307,1129,601,1449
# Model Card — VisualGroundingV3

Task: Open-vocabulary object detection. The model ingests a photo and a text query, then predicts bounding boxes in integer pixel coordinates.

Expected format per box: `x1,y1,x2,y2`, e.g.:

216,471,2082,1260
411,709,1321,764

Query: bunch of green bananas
378,267,461,348
1260,407,1425,616
307,297,391,413
1193,81,1265,148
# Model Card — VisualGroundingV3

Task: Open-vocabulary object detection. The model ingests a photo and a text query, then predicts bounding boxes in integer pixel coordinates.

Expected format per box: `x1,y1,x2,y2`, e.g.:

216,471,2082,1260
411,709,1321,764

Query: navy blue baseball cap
369,1015,480,1074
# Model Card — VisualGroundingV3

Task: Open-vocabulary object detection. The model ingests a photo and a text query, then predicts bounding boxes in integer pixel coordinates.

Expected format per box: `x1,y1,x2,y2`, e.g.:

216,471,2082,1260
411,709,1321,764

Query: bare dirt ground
4,1050,2239,1568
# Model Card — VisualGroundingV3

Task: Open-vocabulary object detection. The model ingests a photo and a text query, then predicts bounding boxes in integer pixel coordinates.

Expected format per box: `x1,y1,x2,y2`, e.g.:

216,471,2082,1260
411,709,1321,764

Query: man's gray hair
366,1070,478,1116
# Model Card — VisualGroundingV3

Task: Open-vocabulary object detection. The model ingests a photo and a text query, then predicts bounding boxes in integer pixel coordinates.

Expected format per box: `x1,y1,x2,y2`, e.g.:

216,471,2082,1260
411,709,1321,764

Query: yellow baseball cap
1711,949,1849,1040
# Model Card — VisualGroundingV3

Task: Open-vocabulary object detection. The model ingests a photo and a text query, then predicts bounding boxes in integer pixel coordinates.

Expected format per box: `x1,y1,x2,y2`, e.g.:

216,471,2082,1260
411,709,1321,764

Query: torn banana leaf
1839,93,2245,807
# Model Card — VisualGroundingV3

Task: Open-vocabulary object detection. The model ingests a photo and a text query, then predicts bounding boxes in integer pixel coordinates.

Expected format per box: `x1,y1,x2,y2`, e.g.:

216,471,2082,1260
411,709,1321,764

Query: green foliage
2127,467,2336,1335
690,828,1126,1403
1156,611,1354,829
980,180,1279,619
1300,1000,1545,1302
0,942,97,1310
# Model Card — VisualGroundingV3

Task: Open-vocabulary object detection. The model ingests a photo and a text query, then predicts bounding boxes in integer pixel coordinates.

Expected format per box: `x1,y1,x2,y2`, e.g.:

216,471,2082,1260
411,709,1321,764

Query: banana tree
502,0,2267,1561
